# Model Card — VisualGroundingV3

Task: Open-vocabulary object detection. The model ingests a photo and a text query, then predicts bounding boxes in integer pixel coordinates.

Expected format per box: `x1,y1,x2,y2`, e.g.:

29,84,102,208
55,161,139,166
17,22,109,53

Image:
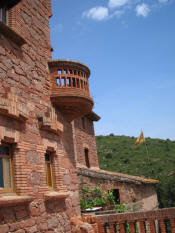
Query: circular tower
48,59,94,121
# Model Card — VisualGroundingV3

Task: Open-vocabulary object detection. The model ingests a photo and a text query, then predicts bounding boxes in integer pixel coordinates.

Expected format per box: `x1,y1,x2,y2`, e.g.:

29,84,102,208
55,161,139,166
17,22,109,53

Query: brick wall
73,117,99,169
0,0,81,232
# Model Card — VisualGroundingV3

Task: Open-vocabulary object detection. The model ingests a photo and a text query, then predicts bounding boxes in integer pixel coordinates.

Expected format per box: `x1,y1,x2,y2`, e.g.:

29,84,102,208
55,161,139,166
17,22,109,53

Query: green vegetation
80,185,125,212
96,135,175,208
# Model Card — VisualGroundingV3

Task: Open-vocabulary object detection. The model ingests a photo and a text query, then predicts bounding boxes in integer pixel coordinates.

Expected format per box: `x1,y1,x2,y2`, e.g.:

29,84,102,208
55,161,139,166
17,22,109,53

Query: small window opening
113,189,120,204
58,70,62,74
74,70,77,75
45,152,53,188
69,70,73,74
64,69,67,74
0,144,13,193
78,71,80,76
72,78,76,87
84,148,90,168
56,78,61,86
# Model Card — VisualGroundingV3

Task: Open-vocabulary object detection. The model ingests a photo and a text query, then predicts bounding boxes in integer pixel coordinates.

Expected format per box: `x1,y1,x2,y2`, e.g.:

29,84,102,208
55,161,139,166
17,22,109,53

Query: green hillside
96,135,175,208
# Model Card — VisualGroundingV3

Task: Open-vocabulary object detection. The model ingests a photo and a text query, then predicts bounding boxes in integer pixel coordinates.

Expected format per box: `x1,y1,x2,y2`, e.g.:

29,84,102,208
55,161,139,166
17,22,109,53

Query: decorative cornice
0,22,26,47
85,111,101,121
38,106,63,135
0,91,28,122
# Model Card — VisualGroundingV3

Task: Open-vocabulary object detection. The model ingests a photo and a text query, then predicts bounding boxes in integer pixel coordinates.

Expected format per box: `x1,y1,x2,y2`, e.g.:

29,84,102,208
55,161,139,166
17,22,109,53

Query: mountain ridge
96,134,175,208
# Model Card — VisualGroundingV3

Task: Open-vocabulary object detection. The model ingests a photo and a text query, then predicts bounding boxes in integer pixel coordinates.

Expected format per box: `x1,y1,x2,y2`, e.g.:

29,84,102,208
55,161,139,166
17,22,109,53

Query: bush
80,186,116,211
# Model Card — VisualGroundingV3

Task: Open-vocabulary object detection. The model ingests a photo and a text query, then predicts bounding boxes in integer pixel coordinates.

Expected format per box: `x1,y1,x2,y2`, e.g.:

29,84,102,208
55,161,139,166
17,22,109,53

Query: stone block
0,224,9,233
47,216,58,229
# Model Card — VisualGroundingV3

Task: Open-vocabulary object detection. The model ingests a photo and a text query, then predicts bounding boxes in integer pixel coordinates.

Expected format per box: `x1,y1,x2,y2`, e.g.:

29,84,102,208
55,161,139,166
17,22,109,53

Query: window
45,152,53,188
84,148,90,168
0,8,8,24
0,144,13,193
112,189,120,204
81,117,85,129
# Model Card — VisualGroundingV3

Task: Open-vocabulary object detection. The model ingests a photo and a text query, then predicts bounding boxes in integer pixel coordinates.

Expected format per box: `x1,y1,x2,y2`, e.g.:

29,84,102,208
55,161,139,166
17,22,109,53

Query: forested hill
96,135,175,208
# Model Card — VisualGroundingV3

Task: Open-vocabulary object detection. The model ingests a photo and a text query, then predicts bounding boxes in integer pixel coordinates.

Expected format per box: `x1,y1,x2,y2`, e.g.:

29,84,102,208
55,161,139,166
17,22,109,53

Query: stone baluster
159,219,166,233
98,223,106,233
129,221,136,233
170,219,175,233
119,222,125,233
139,220,146,233
108,222,117,233
149,220,156,233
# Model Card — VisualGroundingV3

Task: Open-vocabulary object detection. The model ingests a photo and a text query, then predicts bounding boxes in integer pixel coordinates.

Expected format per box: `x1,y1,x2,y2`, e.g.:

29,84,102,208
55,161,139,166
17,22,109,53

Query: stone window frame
0,143,14,194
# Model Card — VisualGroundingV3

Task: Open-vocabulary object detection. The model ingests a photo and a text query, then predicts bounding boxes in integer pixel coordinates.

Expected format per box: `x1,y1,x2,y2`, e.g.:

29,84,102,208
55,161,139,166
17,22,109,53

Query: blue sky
50,0,175,140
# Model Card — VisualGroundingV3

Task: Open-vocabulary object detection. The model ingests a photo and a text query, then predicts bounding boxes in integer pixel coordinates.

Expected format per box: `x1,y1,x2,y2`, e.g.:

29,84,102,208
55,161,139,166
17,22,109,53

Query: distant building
0,0,158,232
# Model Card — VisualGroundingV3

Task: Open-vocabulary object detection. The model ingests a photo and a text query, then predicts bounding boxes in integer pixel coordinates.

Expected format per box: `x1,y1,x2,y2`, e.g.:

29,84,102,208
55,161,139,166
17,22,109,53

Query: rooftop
77,167,159,185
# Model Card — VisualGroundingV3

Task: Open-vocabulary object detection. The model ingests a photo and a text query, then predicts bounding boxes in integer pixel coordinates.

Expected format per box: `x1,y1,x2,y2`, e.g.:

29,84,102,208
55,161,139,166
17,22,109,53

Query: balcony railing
48,60,94,121
82,208,175,233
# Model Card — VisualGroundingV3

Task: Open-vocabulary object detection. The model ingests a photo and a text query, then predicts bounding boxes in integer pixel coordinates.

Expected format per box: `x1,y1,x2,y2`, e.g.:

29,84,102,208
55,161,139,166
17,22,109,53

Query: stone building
0,0,158,232
74,116,158,212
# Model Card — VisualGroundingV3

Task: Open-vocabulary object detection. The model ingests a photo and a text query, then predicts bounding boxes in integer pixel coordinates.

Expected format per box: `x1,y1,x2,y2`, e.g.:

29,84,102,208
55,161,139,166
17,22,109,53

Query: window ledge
44,191,68,201
0,195,34,207
0,22,26,46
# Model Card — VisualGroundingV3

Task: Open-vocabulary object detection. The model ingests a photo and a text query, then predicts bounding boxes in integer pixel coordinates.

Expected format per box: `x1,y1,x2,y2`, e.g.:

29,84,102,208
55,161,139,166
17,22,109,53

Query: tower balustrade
48,60,94,121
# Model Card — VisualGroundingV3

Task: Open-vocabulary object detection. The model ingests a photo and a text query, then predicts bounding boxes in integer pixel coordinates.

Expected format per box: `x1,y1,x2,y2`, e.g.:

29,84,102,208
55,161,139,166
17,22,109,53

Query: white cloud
83,7,109,21
111,10,124,18
159,0,168,3
109,0,129,8
136,3,150,17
